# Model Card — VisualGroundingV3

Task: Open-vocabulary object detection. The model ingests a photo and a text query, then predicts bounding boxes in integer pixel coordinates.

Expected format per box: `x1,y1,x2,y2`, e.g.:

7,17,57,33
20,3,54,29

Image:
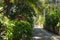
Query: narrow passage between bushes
32,25,60,40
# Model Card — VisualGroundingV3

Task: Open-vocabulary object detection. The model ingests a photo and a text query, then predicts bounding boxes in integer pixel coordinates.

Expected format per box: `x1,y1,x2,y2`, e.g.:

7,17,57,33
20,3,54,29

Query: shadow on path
32,25,60,40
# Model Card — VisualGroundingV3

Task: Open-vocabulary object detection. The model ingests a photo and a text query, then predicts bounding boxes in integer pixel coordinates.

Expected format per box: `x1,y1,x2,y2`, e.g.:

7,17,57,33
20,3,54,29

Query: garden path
32,25,60,40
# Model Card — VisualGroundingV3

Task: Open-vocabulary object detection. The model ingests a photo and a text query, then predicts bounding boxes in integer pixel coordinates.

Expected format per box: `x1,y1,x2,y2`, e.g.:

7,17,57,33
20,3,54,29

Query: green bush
0,15,33,40
45,13,59,27
44,7,60,34
5,20,33,40
45,11,59,27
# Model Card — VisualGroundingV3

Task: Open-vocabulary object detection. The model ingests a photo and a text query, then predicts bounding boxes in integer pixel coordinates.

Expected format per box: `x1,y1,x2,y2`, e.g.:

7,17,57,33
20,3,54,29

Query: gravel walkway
32,25,60,40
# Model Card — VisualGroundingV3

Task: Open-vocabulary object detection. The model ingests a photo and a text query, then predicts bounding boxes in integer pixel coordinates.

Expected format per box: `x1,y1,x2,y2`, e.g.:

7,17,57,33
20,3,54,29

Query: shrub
5,20,33,40
56,7,60,27
45,11,59,27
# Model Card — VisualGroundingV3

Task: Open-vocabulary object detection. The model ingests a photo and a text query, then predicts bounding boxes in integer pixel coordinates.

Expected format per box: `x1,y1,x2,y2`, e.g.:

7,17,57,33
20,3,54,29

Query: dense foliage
0,0,42,40
1,0,60,39
45,7,60,26
45,10,59,27
0,15,33,40
44,7,60,33
6,20,32,40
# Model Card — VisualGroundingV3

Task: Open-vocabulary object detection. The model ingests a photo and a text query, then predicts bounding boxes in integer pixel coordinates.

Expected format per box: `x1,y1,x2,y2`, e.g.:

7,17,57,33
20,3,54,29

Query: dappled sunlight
32,25,60,40
32,36,42,39
0,7,3,10
0,0,60,40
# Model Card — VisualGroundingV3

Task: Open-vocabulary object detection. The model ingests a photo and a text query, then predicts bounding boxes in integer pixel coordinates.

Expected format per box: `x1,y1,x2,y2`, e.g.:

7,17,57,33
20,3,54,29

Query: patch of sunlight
33,36,42,39
34,25,42,28
10,0,14,3
3,16,10,25
28,1,41,14
4,16,9,22
51,36,59,40
57,22,60,27
0,7,3,10
0,13,3,16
